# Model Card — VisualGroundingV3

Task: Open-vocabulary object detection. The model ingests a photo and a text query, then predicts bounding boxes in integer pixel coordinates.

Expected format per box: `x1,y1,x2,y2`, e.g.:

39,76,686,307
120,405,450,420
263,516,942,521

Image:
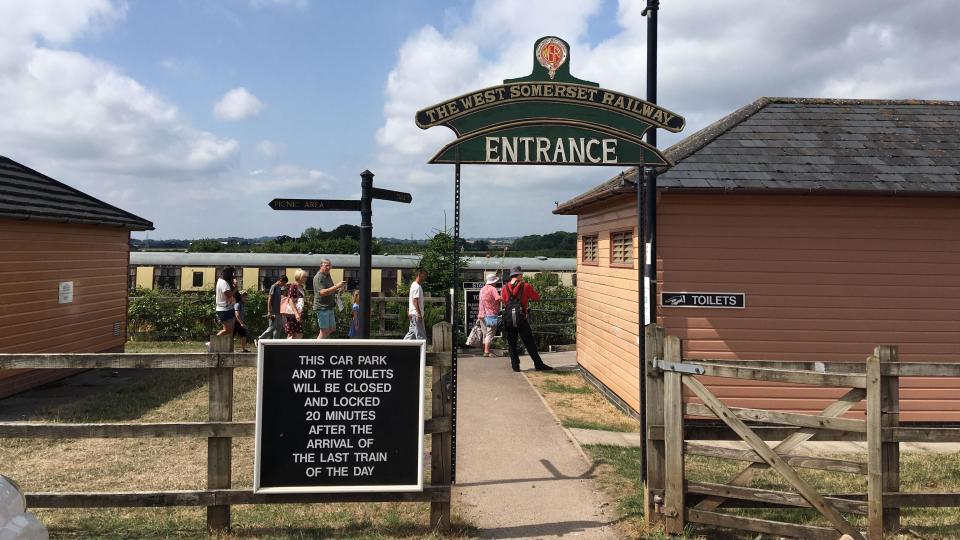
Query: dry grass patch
0,341,472,539
685,451,960,539
525,369,637,433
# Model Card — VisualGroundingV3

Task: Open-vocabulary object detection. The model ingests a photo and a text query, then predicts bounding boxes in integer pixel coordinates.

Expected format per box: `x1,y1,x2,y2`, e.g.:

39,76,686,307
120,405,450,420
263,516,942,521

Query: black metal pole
359,170,374,339
640,0,659,490
450,159,461,483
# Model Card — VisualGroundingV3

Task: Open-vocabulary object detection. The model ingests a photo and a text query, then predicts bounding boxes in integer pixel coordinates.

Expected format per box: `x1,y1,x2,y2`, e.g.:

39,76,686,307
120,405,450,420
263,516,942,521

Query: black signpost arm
359,170,374,339
640,0,659,495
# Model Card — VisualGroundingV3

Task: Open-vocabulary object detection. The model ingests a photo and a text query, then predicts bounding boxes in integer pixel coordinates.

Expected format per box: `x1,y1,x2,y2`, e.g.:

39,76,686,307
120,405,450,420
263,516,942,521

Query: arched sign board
254,339,426,493
415,36,684,486
416,36,685,166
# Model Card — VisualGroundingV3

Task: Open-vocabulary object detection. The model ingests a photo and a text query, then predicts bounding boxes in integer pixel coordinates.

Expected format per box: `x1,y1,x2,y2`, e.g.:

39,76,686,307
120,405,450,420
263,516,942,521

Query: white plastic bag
465,320,483,347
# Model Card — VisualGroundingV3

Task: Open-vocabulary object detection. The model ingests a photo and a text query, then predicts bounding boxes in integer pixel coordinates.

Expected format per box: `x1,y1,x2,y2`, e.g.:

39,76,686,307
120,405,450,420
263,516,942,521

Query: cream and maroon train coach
555,97,960,422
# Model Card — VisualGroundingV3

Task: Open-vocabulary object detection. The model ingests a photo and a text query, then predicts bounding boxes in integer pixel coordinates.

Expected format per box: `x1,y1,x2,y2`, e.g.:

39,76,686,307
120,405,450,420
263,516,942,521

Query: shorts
216,310,235,323
316,309,336,329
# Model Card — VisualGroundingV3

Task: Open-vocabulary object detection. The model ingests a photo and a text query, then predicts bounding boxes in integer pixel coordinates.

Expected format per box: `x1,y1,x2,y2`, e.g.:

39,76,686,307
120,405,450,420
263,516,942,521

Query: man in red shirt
502,266,553,372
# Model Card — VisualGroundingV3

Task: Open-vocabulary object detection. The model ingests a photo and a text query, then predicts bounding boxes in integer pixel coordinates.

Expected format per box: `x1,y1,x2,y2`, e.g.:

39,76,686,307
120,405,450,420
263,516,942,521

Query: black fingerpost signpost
254,339,426,493
268,170,411,338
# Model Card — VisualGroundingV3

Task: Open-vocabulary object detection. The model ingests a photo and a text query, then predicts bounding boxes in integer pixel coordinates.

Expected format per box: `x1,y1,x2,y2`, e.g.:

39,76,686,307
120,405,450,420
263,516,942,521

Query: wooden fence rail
643,326,960,539
0,332,455,533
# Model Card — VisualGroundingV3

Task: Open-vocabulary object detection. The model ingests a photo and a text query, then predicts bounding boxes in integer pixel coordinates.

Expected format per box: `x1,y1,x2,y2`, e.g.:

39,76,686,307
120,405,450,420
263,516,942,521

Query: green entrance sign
416,36,685,166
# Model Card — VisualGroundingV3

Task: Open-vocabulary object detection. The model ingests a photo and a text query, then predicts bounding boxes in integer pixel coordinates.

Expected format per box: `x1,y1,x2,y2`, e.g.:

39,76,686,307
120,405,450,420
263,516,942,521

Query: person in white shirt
214,267,236,336
403,269,427,340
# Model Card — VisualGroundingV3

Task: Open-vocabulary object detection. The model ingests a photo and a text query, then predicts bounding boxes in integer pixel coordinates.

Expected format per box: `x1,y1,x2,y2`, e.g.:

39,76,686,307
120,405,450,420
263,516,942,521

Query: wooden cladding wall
659,193,960,422
574,193,960,421
577,200,640,411
0,219,129,398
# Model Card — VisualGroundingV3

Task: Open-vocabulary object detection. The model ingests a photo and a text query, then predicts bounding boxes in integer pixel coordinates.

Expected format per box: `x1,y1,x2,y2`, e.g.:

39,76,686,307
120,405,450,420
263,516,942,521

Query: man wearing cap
477,272,501,357
502,266,552,372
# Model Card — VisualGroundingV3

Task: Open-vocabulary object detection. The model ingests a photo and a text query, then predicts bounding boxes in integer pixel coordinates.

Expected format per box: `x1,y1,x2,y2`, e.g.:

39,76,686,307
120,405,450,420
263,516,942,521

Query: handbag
465,320,483,347
280,296,296,316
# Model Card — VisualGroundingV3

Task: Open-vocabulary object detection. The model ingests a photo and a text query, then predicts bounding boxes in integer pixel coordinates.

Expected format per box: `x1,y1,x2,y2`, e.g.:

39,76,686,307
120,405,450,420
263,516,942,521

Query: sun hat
509,266,522,277
485,273,500,285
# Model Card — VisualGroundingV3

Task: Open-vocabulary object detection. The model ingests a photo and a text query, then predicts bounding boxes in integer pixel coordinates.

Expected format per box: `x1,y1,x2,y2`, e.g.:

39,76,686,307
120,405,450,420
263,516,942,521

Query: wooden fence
0,329,454,533
643,325,960,539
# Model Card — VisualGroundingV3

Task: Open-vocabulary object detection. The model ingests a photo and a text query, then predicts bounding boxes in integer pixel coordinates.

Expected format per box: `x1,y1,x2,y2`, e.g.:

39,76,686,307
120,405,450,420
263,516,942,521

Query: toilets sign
416,36,685,167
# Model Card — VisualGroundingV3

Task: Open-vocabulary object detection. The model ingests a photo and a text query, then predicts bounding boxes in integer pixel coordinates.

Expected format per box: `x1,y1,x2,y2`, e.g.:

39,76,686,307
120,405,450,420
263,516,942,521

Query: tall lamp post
639,0,659,496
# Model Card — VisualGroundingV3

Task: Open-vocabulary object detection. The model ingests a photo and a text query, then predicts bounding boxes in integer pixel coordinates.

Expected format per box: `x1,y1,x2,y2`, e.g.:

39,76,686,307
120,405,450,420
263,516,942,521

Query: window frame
154,265,181,290
609,229,634,268
580,234,599,266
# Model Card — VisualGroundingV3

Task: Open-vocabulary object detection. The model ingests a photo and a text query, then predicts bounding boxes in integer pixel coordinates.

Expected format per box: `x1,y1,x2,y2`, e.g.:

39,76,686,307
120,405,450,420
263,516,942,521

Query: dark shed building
555,98,960,421
0,156,153,397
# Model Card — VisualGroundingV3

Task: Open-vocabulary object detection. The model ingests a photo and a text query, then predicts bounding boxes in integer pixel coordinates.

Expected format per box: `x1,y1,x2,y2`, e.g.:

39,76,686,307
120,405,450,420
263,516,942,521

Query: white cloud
256,139,283,158
373,0,960,238
213,87,265,121
0,1,245,238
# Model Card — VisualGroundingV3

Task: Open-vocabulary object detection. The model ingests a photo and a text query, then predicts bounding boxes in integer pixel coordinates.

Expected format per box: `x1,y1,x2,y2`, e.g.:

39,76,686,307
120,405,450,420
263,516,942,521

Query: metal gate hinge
653,359,704,375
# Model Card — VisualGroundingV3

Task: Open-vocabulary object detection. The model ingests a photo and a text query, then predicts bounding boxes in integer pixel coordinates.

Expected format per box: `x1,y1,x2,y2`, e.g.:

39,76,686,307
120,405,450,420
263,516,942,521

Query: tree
188,239,225,253
416,231,468,297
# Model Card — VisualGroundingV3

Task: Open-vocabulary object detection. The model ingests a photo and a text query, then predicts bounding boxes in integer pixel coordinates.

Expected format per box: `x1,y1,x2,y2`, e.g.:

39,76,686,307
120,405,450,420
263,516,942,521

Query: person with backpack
501,266,552,372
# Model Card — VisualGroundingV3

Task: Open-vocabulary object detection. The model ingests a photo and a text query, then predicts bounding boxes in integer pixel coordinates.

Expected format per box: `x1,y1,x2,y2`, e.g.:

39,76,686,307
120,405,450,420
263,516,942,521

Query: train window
214,267,242,289
192,272,204,288
154,266,180,290
381,268,398,295
259,267,284,291
343,269,359,291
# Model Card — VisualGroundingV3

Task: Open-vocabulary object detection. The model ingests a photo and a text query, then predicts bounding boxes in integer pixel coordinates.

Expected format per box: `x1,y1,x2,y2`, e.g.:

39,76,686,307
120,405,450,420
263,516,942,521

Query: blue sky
2,0,958,240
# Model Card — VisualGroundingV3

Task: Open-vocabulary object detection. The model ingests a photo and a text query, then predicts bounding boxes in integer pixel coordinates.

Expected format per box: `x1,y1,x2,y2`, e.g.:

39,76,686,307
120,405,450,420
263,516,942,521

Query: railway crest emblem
536,37,567,80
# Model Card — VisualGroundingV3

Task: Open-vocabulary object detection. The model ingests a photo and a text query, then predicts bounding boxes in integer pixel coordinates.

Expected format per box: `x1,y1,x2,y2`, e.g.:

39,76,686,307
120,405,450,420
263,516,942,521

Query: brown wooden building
555,98,960,422
0,156,153,398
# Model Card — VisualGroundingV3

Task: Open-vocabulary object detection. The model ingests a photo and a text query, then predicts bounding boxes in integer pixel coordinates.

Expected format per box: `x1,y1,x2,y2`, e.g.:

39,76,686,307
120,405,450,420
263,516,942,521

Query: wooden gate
642,326,960,539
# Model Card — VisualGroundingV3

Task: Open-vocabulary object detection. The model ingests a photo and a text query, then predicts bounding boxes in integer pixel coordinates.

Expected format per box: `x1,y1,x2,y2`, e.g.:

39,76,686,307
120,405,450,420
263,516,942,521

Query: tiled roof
0,156,153,230
555,97,960,214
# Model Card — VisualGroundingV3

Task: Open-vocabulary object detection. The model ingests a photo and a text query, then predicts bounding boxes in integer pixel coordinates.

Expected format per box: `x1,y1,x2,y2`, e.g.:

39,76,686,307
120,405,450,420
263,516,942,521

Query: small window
192,272,204,288
581,235,598,264
128,266,137,290
610,230,633,267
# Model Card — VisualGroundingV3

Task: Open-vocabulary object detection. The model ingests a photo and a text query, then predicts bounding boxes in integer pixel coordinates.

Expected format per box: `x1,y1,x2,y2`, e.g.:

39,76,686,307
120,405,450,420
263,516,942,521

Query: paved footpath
453,352,620,539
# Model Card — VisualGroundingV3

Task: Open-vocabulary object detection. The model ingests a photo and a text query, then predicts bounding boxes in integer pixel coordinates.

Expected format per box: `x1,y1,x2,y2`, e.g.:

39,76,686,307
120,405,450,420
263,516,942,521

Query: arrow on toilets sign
370,188,412,204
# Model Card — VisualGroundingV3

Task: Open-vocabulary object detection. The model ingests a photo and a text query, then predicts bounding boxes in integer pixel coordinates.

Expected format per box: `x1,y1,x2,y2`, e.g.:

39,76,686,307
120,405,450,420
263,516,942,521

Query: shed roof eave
556,185,960,215
1,213,154,231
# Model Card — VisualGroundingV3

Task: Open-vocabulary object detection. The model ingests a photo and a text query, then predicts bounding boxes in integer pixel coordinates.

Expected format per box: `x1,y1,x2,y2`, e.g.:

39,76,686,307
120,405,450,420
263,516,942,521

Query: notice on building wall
58,281,74,304
254,340,426,493
661,292,746,309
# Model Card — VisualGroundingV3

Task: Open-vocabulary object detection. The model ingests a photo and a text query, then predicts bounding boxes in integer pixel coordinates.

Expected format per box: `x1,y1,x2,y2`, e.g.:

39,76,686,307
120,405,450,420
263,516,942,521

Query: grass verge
1,340,473,539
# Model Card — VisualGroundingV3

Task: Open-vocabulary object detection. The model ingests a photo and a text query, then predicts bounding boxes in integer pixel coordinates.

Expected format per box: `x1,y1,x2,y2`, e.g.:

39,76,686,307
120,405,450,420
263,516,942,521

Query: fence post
430,322,452,531
207,334,233,533
662,335,685,534
644,324,666,527
866,351,884,539
878,345,901,535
